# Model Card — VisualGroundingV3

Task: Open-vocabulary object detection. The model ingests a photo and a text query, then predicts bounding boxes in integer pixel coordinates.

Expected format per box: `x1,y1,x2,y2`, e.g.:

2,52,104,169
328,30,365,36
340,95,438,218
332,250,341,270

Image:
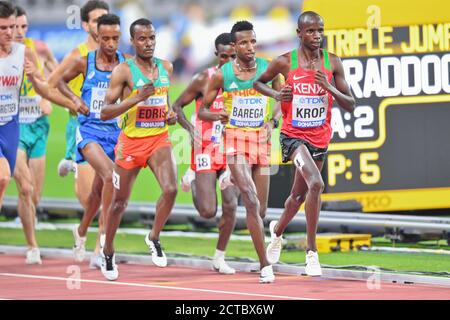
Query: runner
99,18,178,281
173,32,238,274
52,14,128,268
47,0,109,268
0,1,75,264
198,21,282,283
12,6,58,265
254,11,355,276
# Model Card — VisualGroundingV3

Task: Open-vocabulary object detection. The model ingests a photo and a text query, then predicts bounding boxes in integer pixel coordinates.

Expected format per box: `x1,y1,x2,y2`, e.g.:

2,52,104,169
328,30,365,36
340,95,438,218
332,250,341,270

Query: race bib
210,120,224,144
229,95,267,128
19,96,42,124
0,90,18,122
90,87,107,118
195,154,211,171
292,95,328,128
135,95,167,128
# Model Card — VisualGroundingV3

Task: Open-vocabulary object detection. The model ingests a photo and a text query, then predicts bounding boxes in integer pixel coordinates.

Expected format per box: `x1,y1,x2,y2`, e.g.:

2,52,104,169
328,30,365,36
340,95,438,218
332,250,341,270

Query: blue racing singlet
79,50,124,127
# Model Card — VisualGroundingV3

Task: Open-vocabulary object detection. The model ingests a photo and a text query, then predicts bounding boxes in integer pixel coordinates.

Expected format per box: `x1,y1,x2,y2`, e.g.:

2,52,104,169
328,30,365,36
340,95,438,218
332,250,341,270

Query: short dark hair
15,6,26,17
0,1,15,19
81,0,109,23
297,11,323,28
97,13,120,31
230,21,254,42
130,18,153,38
214,33,232,50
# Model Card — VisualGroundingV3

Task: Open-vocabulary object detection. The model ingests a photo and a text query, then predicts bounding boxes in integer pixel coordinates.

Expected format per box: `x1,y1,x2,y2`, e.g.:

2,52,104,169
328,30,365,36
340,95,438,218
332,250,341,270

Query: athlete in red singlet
254,11,355,276
173,33,239,274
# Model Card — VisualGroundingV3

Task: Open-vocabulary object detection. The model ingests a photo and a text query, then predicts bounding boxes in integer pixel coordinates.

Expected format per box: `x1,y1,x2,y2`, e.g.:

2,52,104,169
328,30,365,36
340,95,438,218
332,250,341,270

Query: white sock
214,249,225,260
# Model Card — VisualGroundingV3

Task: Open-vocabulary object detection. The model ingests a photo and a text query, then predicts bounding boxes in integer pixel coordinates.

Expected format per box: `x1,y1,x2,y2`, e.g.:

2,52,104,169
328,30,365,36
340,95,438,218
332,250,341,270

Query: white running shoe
212,257,236,275
180,168,195,192
218,169,233,190
57,158,75,177
266,220,283,264
25,248,42,265
305,250,322,276
145,234,167,267
89,253,102,270
259,265,275,283
101,251,119,281
72,225,87,262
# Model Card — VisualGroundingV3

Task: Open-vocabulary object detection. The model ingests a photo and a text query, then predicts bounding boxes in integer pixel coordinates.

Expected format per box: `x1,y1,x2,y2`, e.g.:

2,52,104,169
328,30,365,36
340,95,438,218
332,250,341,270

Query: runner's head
297,11,324,51
0,1,16,47
97,14,121,57
130,18,155,60
230,21,256,64
214,33,235,67
81,0,109,41
13,6,27,44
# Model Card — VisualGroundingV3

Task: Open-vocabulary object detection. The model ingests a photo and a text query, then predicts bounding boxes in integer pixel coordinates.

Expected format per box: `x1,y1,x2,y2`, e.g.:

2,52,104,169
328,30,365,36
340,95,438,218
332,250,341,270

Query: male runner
100,19,178,280
48,0,109,268
0,2,75,264
254,11,355,276
52,14,127,268
173,33,238,274
13,6,58,265
199,21,282,283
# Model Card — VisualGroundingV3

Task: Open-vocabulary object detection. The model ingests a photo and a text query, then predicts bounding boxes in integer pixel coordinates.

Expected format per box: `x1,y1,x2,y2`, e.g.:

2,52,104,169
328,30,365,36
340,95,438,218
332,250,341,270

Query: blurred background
14,0,301,79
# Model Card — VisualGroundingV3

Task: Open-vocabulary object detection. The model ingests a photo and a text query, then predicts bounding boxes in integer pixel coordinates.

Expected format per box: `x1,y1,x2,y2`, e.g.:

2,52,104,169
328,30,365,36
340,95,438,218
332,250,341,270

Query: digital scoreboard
302,0,450,212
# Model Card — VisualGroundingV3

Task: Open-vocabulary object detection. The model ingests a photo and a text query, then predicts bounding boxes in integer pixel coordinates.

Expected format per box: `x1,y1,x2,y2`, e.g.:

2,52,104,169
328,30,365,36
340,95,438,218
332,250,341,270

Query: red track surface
0,254,449,300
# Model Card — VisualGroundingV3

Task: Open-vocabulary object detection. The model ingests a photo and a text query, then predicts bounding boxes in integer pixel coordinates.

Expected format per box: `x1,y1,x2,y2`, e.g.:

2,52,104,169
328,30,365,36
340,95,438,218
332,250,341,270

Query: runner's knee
0,175,10,190
111,199,128,215
198,203,217,219
309,178,324,196
162,184,178,199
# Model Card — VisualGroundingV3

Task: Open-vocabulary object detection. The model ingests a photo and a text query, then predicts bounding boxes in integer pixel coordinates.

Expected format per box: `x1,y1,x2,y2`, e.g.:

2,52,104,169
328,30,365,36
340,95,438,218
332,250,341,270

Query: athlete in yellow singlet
99,19,177,281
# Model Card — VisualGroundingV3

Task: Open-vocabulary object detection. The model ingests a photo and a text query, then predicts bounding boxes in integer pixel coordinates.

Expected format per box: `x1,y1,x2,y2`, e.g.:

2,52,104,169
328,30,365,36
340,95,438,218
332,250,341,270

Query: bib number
135,96,167,128
229,95,267,128
90,87,107,118
19,96,42,124
292,95,328,128
196,154,211,171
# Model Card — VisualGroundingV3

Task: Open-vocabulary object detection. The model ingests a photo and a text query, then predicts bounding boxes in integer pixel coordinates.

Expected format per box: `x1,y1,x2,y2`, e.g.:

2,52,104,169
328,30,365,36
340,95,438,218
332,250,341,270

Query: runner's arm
161,60,177,124
316,54,355,112
269,74,283,125
198,70,227,123
172,71,206,133
24,48,76,111
41,42,58,74
101,63,153,120
58,56,88,108
254,55,290,101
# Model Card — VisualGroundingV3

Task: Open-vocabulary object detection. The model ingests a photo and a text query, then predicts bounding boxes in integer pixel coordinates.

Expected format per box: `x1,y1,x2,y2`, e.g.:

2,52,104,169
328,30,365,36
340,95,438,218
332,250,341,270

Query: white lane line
0,273,315,300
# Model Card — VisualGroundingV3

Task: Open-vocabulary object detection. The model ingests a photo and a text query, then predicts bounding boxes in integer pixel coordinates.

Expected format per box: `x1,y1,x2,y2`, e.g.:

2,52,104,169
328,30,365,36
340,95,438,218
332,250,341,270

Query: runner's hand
24,58,38,78
263,121,274,143
276,85,293,102
73,96,89,115
216,110,229,125
189,127,203,149
136,83,155,102
166,110,178,126
315,70,332,92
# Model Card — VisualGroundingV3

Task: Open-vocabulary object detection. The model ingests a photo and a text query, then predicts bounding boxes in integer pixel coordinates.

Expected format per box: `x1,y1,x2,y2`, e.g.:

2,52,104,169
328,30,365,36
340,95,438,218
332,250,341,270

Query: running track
0,255,449,300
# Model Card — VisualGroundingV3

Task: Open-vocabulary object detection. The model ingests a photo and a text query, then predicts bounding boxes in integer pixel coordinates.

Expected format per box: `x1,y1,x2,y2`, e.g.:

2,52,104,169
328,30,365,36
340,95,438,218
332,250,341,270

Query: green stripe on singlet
323,49,331,70
290,49,298,70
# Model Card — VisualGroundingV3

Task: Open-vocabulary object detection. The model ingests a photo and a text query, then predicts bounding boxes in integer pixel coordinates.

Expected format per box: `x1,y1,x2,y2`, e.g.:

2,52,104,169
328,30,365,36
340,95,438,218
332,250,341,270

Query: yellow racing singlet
221,57,272,131
120,58,171,138
68,43,89,97
19,38,46,124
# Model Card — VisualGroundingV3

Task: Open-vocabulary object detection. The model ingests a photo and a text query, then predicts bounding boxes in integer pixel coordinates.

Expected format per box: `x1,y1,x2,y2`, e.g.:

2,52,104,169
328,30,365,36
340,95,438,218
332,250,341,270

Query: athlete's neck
235,57,257,71
135,55,154,68
0,43,12,57
97,49,118,64
85,35,98,51
299,46,321,64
